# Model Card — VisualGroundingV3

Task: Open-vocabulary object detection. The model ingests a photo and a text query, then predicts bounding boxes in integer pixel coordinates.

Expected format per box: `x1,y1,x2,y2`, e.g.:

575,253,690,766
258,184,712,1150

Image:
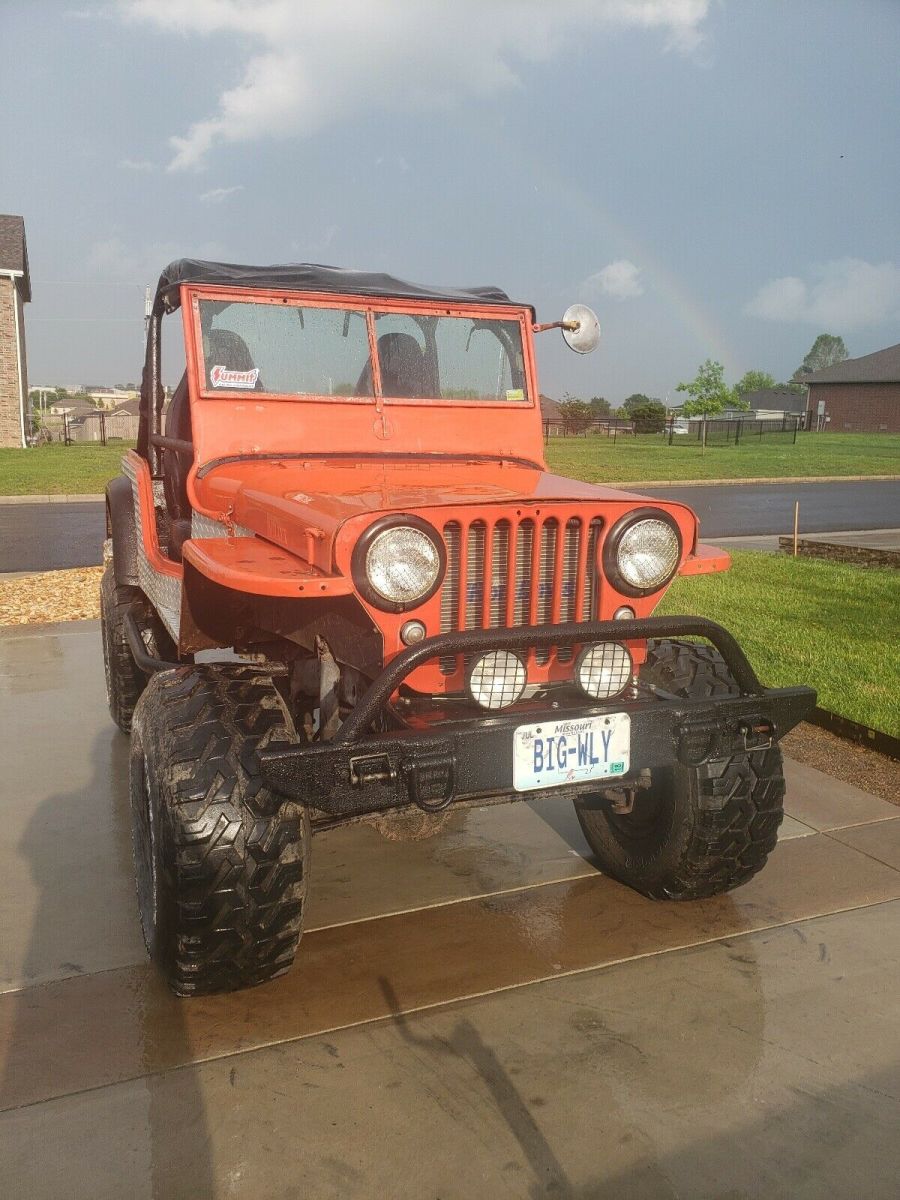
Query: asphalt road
0,501,105,573
642,479,900,539
1,479,899,572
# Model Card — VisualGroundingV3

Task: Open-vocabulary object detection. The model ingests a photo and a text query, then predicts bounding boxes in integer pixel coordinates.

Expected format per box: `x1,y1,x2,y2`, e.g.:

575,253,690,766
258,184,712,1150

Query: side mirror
533,305,601,354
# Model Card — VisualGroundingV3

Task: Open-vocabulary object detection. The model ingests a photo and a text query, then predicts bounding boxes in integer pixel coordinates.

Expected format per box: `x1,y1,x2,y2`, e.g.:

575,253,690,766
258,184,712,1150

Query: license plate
512,713,631,793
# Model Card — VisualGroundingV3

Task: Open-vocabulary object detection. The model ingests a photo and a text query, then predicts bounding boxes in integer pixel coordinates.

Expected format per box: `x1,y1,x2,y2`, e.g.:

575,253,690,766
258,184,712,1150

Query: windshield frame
186,286,536,409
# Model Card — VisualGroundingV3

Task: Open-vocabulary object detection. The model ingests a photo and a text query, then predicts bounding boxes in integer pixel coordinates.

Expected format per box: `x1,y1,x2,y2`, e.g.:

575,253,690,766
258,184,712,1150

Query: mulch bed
782,722,899,806
0,566,102,625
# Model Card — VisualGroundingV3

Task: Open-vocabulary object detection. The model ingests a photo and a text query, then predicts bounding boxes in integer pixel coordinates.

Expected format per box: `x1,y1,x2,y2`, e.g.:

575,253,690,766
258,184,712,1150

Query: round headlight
467,650,527,711
576,642,632,700
352,517,445,611
367,527,440,603
604,510,682,596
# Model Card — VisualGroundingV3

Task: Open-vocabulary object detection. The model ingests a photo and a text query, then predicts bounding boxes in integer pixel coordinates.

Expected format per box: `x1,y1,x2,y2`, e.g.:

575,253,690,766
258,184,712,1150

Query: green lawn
546,431,900,484
659,551,900,736
0,443,134,495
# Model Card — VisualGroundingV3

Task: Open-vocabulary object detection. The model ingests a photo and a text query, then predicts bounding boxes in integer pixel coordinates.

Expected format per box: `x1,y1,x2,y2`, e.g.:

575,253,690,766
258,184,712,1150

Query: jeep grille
439,516,602,673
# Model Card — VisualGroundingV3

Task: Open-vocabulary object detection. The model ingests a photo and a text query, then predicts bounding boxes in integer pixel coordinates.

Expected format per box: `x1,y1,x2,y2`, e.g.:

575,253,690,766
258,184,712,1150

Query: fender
106,475,139,587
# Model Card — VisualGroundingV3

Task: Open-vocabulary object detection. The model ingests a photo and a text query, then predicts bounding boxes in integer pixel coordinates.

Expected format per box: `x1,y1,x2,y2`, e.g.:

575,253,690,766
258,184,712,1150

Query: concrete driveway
2,622,899,1199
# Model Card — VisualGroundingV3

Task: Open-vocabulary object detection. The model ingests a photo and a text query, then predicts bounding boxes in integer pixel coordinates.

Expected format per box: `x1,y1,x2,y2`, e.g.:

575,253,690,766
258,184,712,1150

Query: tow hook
349,754,397,788
402,748,457,813
738,719,775,752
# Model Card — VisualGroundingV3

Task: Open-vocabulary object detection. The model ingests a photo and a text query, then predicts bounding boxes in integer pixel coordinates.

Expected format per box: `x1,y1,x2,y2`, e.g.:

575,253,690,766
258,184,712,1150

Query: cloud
745,258,900,329
584,259,644,300
119,157,156,172
117,0,710,170
86,236,227,282
199,185,244,203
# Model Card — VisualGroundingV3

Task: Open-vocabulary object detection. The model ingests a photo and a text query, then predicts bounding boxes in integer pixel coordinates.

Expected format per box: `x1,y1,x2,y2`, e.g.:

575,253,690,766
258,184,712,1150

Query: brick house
0,215,31,448
803,343,900,433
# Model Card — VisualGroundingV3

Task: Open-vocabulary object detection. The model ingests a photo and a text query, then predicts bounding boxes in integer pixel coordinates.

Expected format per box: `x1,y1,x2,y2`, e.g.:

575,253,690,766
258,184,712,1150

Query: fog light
467,650,527,711
400,620,427,645
576,642,632,700
613,605,635,620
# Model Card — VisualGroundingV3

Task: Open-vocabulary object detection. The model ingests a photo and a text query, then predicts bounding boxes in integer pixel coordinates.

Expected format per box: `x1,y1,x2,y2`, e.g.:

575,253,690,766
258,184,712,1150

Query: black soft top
153,258,525,315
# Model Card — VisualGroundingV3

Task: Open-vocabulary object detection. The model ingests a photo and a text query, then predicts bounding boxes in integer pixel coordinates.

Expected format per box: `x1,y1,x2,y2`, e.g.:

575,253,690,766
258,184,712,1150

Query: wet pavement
2,622,900,1198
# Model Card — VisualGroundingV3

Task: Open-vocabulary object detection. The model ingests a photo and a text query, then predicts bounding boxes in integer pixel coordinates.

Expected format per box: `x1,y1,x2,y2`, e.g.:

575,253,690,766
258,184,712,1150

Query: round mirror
562,304,601,354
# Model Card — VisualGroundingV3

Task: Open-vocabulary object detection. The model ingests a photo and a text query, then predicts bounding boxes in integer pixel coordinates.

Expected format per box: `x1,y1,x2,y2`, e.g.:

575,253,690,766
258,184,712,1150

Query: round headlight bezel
351,515,446,613
602,508,683,597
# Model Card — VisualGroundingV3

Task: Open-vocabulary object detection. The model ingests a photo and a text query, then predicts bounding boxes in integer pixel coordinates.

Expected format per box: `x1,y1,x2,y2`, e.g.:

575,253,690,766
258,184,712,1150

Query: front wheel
574,639,785,900
130,665,310,996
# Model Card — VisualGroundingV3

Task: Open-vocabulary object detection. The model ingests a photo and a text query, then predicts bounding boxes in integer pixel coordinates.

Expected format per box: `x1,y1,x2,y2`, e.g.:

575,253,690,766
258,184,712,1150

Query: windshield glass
197,299,528,402
199,299,373,397
373,313,527,401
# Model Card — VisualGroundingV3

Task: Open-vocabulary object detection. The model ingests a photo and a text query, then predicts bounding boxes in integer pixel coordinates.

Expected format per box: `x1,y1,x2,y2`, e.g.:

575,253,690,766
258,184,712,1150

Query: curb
0,494,105,504
610,475,900,488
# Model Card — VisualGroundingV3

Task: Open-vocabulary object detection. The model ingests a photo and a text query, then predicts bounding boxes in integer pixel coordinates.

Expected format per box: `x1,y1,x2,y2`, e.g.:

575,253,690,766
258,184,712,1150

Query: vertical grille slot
513,520,534,626
534,519,558,664
582,517,603,621
465,522,486,629
438,513,603,678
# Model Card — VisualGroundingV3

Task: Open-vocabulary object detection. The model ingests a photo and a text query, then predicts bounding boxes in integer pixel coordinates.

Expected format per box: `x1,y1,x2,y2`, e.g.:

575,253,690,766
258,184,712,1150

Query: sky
2,0,899,402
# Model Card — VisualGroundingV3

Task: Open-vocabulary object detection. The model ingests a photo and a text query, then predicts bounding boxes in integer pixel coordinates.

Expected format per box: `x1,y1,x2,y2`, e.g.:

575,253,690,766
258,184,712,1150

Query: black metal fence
666,415,800,446
543,414,801,447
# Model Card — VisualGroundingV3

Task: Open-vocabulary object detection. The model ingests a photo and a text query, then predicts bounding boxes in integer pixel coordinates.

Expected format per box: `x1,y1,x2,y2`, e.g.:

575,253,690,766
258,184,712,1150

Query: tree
676,360,732,417
558,397,593,434
588,395,611,416
733,370,776,400
628,399,667,433
794,334,848,378
621,393,652,413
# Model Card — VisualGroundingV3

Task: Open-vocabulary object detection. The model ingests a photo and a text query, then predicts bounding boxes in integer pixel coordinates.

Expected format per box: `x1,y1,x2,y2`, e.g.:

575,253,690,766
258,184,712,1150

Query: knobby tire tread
132,665,309,996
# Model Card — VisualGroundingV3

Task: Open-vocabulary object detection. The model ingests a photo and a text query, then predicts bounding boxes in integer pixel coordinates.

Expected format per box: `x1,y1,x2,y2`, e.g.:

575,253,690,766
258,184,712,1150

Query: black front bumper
259,616,816,817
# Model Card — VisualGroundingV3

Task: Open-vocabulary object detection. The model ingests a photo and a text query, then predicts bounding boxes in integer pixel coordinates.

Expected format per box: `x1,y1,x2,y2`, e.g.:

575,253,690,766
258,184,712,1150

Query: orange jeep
102,259,815,996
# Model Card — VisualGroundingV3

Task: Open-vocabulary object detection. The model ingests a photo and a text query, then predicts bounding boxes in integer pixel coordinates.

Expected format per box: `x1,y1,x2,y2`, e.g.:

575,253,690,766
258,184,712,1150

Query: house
0,214,31,448
539,394,562,421
743,386,808,418
803,344,900,433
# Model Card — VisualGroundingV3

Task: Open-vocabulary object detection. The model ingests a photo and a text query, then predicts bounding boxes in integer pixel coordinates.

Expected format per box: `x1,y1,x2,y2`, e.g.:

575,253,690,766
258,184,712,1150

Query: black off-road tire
574,639,785,900
100,564,146,732
130,665,310,996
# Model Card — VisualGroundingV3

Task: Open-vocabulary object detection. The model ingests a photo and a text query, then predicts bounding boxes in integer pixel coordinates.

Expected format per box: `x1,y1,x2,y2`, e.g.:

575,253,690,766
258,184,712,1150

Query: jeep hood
191,455,679,565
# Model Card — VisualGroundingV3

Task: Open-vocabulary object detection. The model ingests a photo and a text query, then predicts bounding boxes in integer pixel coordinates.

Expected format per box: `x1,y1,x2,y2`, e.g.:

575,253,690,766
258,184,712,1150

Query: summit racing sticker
210,365,259,389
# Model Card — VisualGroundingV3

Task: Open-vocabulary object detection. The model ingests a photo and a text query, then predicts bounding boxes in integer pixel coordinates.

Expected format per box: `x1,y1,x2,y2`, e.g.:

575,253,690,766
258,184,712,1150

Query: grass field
546,431,900,484
0,443,134,495
659,550,899,736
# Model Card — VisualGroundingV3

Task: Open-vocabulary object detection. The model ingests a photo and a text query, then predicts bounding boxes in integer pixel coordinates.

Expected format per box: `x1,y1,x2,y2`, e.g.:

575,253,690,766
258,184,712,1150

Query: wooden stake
793,500,799,557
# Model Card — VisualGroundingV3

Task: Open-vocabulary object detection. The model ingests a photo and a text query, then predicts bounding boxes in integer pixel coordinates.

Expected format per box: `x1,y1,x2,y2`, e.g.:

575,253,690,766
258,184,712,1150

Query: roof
803,343,900,384
744,386,808,413
154,258,522,316
0,214,30,301
539,394,562,420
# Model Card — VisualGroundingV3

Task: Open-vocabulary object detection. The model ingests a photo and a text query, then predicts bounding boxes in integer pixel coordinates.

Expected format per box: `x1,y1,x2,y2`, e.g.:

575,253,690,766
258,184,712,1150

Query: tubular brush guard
258,616,817,817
